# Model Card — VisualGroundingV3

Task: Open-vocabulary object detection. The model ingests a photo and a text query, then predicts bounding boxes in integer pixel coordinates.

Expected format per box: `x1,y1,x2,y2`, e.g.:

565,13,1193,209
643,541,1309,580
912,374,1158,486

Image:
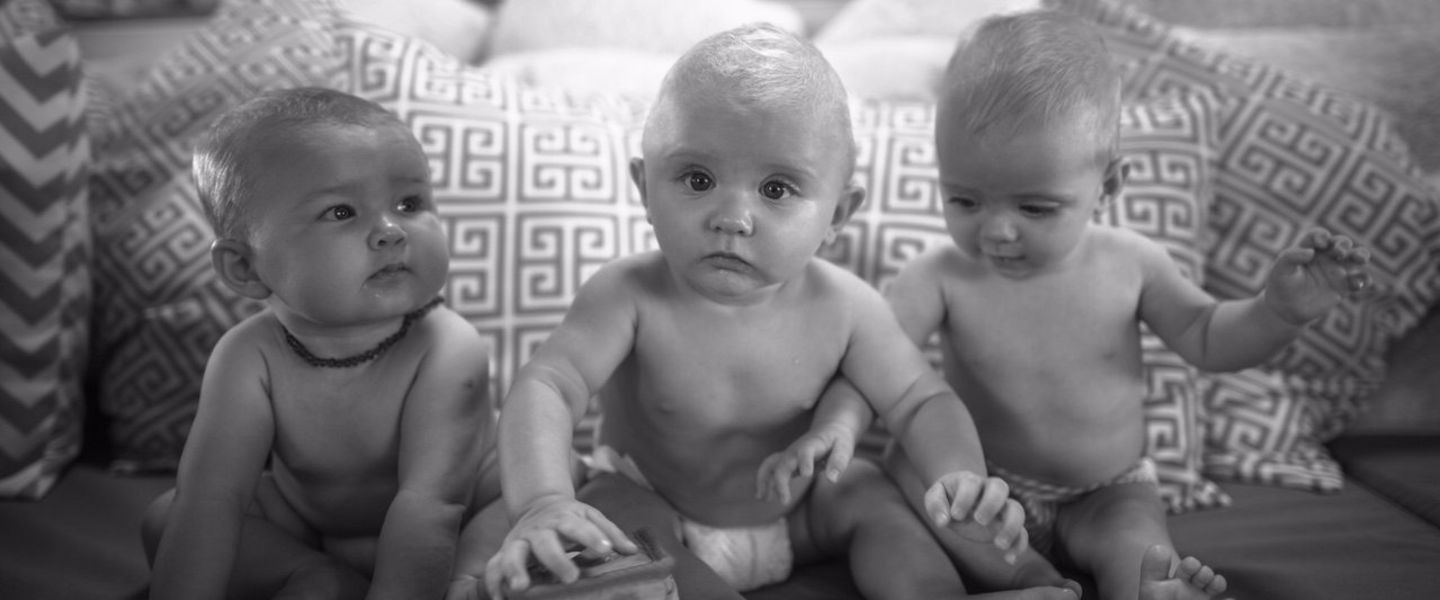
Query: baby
481,23,1075,600
142,87,503,600
762,9,1373,600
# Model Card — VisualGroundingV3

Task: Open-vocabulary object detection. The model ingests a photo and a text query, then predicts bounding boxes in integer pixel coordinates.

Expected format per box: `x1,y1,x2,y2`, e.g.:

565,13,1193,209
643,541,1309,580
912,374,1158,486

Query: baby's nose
709,196,754,236
370,217,407,249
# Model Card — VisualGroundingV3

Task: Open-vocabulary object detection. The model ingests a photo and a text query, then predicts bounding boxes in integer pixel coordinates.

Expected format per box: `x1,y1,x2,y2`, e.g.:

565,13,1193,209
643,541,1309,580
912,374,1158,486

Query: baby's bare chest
267,371,410,479
628,311,848,425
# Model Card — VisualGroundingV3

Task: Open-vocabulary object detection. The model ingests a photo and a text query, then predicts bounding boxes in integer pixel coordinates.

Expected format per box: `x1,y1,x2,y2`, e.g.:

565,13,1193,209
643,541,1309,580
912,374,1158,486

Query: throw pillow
841,94,1228,513
86,0,342,472
0,0,89,499
1048,0,1440,492
332,19,654,448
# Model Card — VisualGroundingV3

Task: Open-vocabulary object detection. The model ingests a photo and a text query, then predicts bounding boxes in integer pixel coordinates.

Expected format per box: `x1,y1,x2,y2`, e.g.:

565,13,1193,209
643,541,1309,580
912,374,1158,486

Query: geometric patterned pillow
332,20,653,401
834,93,1229,513
1048,0,1440,492
86,0,341,472
0,0,90,498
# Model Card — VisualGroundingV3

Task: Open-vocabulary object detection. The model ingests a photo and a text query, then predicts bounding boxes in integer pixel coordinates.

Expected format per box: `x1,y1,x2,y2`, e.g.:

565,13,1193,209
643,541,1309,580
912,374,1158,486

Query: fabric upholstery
0,0,89,498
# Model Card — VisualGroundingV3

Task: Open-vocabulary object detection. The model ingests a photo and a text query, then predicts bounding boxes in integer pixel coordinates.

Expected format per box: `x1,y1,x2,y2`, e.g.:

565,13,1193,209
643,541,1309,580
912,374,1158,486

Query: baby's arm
149,325,276,600
369,310,493,600
756,375,875,505
484,262,642,598
842,270,1026,560
1143,228,1373,371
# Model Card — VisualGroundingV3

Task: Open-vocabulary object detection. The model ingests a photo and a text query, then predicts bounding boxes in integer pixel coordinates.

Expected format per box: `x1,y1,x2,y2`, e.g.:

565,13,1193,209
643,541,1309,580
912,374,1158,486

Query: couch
3,0,1440,598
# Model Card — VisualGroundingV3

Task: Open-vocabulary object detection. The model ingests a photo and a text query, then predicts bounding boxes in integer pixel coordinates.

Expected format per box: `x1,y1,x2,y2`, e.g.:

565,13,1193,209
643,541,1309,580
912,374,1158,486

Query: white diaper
585,445,794,591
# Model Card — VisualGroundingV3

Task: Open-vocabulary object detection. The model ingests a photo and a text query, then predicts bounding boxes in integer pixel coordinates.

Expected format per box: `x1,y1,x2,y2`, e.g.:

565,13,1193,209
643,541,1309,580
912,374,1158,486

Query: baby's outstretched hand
1264,228,1373,326
924,471,1027,564
483,495,637,599
756,424,858,505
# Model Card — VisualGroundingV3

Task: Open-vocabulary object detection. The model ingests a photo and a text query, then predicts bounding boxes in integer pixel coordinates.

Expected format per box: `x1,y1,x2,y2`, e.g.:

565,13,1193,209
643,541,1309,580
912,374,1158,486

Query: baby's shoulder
215,308,277,349
1086,224,1169,261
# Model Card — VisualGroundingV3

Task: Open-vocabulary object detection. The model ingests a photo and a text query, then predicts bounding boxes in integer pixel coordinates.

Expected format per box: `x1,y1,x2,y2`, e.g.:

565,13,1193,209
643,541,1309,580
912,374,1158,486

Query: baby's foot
1138,544,1227,600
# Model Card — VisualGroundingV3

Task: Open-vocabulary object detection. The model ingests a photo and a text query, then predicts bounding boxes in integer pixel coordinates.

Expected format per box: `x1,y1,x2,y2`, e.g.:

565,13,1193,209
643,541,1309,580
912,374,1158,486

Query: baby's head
195,87,447,322
644,22,856,177
933,10,1127,278
194,87,415,242
939,9,1123,169
631,23,866,299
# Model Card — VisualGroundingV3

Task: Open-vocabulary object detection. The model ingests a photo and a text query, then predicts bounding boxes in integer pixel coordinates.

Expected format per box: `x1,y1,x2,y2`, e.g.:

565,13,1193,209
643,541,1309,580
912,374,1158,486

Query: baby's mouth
370,263,409,280
705,252,752,271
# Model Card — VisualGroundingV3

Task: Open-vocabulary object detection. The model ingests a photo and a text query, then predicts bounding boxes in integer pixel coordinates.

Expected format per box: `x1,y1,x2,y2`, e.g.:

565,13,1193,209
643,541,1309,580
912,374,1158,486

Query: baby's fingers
823,435,855,482
755,453,797,504
967,477,1010,527
993,499,1028,564
1299,228,1333,251
485,540,536,599
924,471,984,527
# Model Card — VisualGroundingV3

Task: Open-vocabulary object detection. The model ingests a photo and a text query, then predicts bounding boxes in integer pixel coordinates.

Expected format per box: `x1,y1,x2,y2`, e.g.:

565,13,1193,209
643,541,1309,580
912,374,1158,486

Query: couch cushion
1329,433,1440,530
0,0,89,498
1168,479,1440,600
1050,0,1440,493
85,0,342,472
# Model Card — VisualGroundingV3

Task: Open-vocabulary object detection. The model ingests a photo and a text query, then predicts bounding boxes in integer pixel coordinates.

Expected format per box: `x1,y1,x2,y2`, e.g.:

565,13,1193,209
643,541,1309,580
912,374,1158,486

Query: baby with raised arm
482,23,1079,600
761,9,1373,600
142,87,503,600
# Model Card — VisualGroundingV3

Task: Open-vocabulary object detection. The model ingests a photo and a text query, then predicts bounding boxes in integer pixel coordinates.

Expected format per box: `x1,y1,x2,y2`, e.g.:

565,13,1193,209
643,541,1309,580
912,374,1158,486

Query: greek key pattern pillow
334,22,653,400
0,0,89,498
86,0,340,472
1050,0,1440,491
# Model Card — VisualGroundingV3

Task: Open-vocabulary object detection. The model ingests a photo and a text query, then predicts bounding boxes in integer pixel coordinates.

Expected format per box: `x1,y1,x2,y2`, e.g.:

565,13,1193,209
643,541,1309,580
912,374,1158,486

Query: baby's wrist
1260,290,1316,328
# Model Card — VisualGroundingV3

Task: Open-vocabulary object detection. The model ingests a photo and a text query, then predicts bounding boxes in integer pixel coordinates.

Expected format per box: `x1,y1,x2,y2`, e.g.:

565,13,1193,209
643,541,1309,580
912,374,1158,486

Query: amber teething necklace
282,297,444,368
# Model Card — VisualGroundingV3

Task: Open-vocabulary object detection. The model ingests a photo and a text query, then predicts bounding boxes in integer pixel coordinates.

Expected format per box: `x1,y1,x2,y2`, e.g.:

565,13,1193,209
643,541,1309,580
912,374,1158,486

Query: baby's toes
1174,555,1204,581
1186,564,1216,590
1203,572,1228,595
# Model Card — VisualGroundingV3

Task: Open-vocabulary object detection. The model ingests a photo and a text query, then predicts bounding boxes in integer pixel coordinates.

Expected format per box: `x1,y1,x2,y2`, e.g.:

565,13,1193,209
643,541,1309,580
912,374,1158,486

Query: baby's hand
923,471,1028,564
1264,228,1373,326
756,424,859,506
483,495,637,599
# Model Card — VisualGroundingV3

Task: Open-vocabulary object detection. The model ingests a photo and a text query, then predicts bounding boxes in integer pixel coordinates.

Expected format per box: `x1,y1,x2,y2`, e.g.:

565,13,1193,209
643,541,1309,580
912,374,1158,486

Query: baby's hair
193,86,409,241
941,10,1122,165
649,22,857,177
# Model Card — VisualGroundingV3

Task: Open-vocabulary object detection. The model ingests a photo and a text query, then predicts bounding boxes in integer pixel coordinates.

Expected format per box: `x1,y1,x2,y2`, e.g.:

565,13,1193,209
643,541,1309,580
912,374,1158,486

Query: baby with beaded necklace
141,87,505,600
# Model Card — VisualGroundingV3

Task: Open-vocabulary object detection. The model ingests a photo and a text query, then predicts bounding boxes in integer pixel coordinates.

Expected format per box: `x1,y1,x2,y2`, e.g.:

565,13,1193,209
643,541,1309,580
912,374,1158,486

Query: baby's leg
142,480,369,600
1055,482,1225,599
801,459,1077,599
884,449,1079,595
578,472,745,600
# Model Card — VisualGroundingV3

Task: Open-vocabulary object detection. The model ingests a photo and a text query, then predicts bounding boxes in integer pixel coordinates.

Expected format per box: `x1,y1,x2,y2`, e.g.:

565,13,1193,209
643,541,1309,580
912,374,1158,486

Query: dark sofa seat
7,442,1439,600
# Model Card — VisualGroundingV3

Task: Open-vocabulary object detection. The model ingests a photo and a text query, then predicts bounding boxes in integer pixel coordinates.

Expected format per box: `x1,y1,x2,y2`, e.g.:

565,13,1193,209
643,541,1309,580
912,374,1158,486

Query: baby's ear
1098,157,1129,212
211,238,271,300
828,183,866,243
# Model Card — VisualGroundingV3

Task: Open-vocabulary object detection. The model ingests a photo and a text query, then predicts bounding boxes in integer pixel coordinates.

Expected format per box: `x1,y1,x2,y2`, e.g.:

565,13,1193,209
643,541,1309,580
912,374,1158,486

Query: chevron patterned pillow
1049,0,1440,492
0,0,89,499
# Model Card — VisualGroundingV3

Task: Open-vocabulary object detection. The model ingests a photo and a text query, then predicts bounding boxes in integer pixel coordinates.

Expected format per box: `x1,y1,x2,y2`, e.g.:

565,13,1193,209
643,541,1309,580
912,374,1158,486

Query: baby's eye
760,180,796,201
397,195,426,213
1020,204,1059,218
947,196,979,210
324,205,356,221
683,171,714,192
